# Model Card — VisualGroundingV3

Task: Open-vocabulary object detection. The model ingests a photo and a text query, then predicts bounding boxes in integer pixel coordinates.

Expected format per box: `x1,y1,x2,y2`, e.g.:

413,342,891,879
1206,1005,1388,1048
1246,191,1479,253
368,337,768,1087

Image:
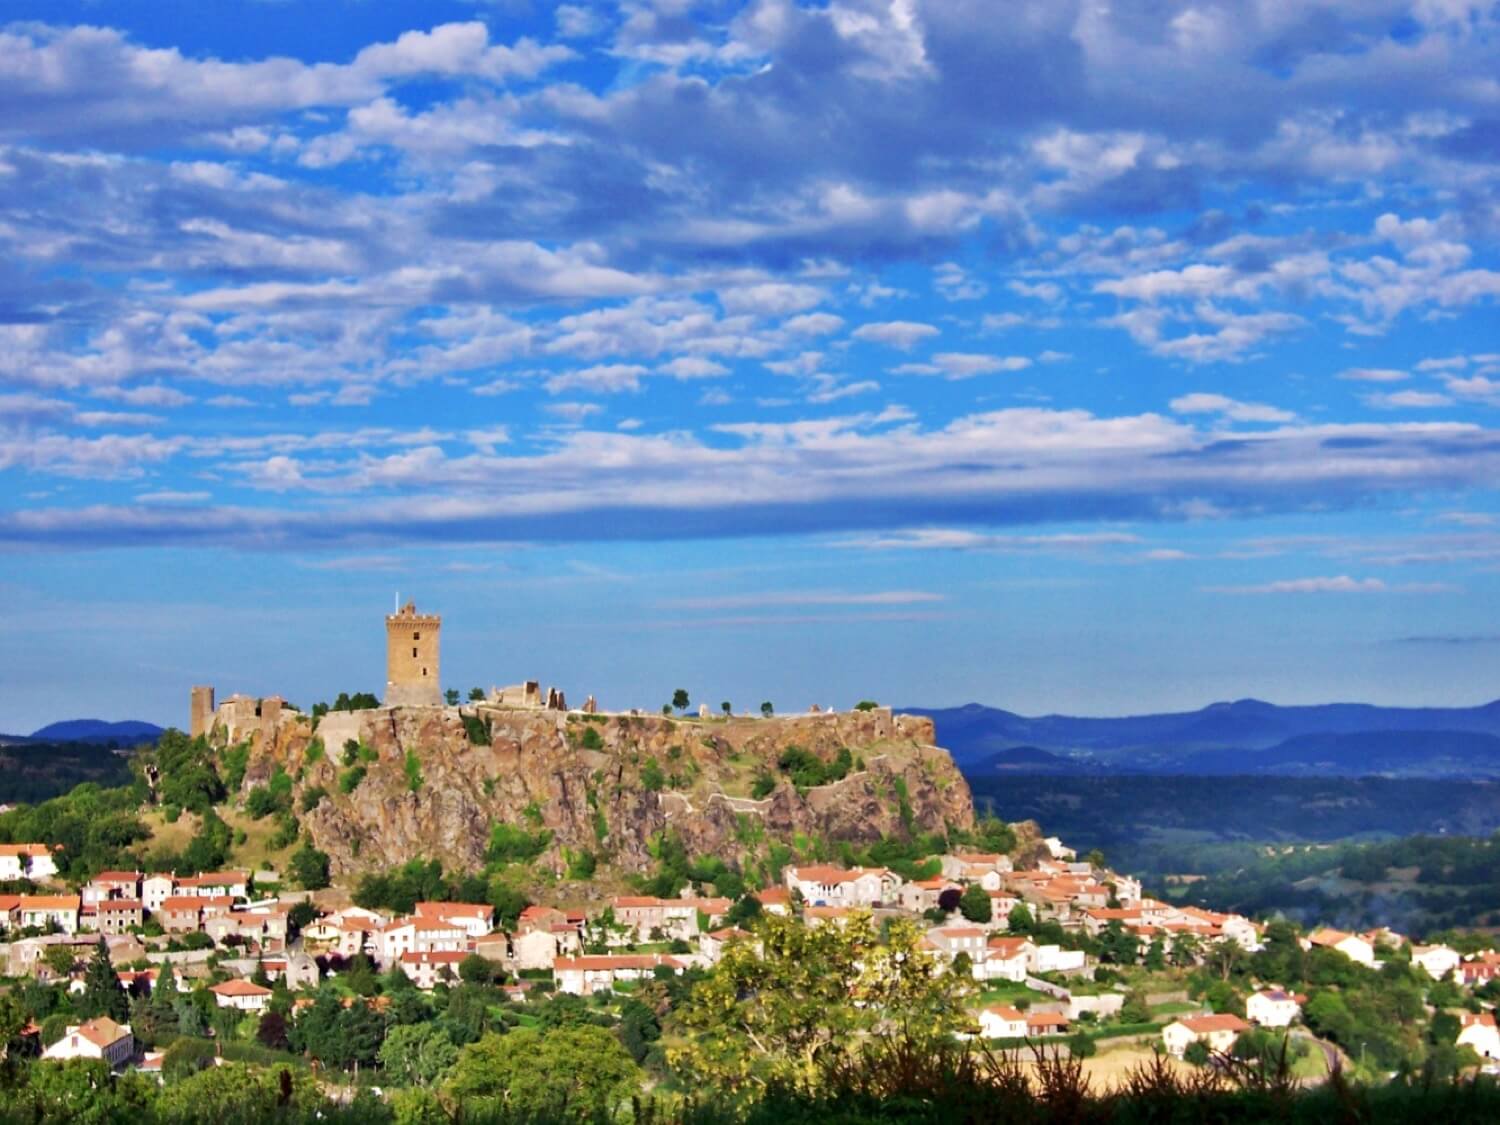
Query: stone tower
385,601,442,707
190,685,215,739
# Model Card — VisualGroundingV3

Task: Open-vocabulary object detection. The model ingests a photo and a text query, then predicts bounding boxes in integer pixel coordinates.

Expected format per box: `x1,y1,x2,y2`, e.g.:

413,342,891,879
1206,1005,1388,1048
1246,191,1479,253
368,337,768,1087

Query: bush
580,726,605,751
462,714,491,746
299,785,327,813
339,766,367,794
750,773,776,799
404,749,424,792
641,759,666,791
303,738,324,765
855,700,880,711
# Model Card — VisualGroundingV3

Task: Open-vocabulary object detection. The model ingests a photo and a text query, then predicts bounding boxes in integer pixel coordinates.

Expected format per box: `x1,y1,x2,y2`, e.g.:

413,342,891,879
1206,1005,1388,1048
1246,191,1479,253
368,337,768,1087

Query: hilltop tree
444,689,460,706
672,689,691,713
721,701,732,716
761,701,774,718
469,687,485,701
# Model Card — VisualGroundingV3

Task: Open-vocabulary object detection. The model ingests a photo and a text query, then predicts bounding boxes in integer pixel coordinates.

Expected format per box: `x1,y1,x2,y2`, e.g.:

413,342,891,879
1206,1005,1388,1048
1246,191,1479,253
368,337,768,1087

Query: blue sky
2,1,1499,731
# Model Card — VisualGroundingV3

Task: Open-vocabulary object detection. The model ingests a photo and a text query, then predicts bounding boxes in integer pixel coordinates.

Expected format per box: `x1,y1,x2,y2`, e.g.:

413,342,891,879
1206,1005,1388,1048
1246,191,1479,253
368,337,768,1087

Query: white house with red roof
0,844,60,882
784,865,900,907
1162,1014,1249,1057
414,901,493,939
209,979,272,1012
16,895,80,934
1246,988,1301,1028
977,1004,1028,1039
1411,943,1462,980
1305,928,1375,966
1458,1012,1500,1059
42,1017,133,1068
554,953,684,996
400,950,469,990
980,936,1034,982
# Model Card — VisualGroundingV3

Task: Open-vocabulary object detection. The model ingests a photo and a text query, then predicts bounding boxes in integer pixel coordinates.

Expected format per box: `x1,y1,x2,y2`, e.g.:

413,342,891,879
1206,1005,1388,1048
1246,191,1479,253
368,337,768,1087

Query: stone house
400,950,468,990
82,871,142,907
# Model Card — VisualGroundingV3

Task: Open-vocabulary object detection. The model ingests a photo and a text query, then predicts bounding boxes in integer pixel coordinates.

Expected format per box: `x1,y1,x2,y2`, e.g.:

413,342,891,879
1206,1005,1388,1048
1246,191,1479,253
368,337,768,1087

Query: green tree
1184,1039,1212,1066
671,688,690,713
445,689,460,706
1007,903,1034,935
289,843,331,890
458,954,496,985
381,1022,460,1087
721,701,732,716
761,701,774,718
671,911,969,1096
469,687,486,701
958,883,992,924
79,939,129,1022
447,1026,639,1119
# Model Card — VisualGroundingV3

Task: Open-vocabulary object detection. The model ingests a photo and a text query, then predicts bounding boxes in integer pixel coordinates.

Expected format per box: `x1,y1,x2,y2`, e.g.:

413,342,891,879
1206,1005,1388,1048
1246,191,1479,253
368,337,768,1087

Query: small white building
1162,1014,1249,1058
400,950,468,990
1457,1012,1500,1059
977,1004,1028,1039
1031,944,1087,974
209,979,272,1012
1411,944,1462,980
784,865,900,908
414,901,494,939
1305,928,1375,967
42,1017,133,1069
16,895,80,934
979,937,1034,982
142,874,177,914
1246,988,1301,1028
0,844,60,882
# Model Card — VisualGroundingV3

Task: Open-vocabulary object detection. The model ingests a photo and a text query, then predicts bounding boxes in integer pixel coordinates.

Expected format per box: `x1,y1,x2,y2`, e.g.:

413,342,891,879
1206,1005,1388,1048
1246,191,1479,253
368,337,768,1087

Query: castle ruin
385,601,442,708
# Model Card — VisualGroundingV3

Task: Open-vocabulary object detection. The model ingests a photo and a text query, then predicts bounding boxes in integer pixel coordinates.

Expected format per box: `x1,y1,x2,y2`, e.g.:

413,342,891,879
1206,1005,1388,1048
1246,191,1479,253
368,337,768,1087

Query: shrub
580,726,604,751
403,748,424,792
303,738,324,765
854,700,880,711
299,785,327,813
462,714,491,746
750,773,776,799
339,766,367,794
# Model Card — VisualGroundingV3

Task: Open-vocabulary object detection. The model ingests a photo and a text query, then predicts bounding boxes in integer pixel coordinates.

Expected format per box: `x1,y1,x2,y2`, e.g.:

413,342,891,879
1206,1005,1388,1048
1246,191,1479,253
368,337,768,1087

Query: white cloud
1208,575,1455,595
1337,368,1408,383
1170,393,1295,423
545,364,648,395
851,321,940,350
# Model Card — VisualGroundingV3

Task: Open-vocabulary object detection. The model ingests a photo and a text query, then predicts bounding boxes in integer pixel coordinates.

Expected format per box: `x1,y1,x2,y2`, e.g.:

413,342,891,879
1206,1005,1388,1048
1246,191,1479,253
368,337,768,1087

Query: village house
16,895,80,934
1026,1011,1070,1037
82,871,142,907
158,895,232,933
1461,952,1500,987
926,925,988,974
898,877,960,914
41,1017,133,1068
1030,944,1087,974
1246,988,1301,1028
376,915,468,965
1305,928,1375,967
511,927,563,971
142,873,177,913
93,900,144,936
756,887,792,916
1162,1014,1250,1058
210,979,272,1012
1457,1012,1500,1059
473,933,511,964
939,852,1013,880
553,953,685,996
400,950,469,990
0,844,60,882
784,865,900,908
804,905,857,928
1411,943,1462,979
176,871,250,900
414,901,494,939
980,936,1034,982
610,896,703,941
977,1004,1028,1039
205,910,289,951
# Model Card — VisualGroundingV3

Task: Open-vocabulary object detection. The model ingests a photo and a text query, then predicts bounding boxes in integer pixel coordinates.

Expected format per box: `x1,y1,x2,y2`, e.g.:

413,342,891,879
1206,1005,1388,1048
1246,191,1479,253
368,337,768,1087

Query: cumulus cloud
1170,393,1295,423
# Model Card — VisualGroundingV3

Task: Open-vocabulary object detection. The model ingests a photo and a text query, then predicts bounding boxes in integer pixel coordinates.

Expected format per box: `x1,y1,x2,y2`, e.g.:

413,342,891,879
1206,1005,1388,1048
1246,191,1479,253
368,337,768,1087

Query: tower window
413,632,420,640
412,647,418,658
422,667,428,677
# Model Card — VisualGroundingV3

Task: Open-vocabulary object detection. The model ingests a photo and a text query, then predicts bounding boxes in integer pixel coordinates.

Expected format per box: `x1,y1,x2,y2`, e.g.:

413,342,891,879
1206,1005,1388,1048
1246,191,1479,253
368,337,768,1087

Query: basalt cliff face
214,705,975,879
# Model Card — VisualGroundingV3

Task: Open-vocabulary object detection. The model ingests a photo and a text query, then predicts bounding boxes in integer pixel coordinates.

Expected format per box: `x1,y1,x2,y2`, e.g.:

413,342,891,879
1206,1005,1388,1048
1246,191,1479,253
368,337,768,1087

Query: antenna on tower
394,590,400,613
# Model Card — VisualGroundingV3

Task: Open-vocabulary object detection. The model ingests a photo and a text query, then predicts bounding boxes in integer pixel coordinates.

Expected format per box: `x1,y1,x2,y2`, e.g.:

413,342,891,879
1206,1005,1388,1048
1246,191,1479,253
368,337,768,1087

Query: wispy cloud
1207,576,1458,595
660,589,945,610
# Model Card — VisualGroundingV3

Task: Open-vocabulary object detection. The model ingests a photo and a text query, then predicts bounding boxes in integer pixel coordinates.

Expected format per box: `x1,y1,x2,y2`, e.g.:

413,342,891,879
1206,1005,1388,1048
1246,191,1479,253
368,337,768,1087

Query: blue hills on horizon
6,719,167,746
902,697,1500,778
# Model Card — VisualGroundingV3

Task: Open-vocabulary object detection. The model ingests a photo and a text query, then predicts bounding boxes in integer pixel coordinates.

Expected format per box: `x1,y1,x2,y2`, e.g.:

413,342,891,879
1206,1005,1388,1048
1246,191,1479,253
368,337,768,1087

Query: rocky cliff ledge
216,705,975,880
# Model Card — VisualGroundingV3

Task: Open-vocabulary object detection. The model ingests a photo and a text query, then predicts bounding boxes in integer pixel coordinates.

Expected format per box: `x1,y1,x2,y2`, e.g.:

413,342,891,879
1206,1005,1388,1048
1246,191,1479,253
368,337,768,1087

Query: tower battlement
385,601,441,707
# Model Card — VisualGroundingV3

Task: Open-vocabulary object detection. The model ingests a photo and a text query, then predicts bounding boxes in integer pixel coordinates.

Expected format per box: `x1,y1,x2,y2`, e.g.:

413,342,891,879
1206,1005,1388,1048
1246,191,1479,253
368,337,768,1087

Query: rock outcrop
215,705,976,880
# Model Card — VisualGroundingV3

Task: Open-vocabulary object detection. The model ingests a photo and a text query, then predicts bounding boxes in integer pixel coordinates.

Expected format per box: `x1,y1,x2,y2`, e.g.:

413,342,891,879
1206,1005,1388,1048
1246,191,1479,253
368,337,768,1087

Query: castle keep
385,601,441,708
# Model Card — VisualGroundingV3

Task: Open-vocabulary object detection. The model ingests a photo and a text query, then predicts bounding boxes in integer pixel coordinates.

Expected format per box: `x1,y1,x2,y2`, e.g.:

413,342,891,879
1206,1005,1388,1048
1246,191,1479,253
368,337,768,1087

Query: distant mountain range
903,699,1500,778
2,719,166,746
